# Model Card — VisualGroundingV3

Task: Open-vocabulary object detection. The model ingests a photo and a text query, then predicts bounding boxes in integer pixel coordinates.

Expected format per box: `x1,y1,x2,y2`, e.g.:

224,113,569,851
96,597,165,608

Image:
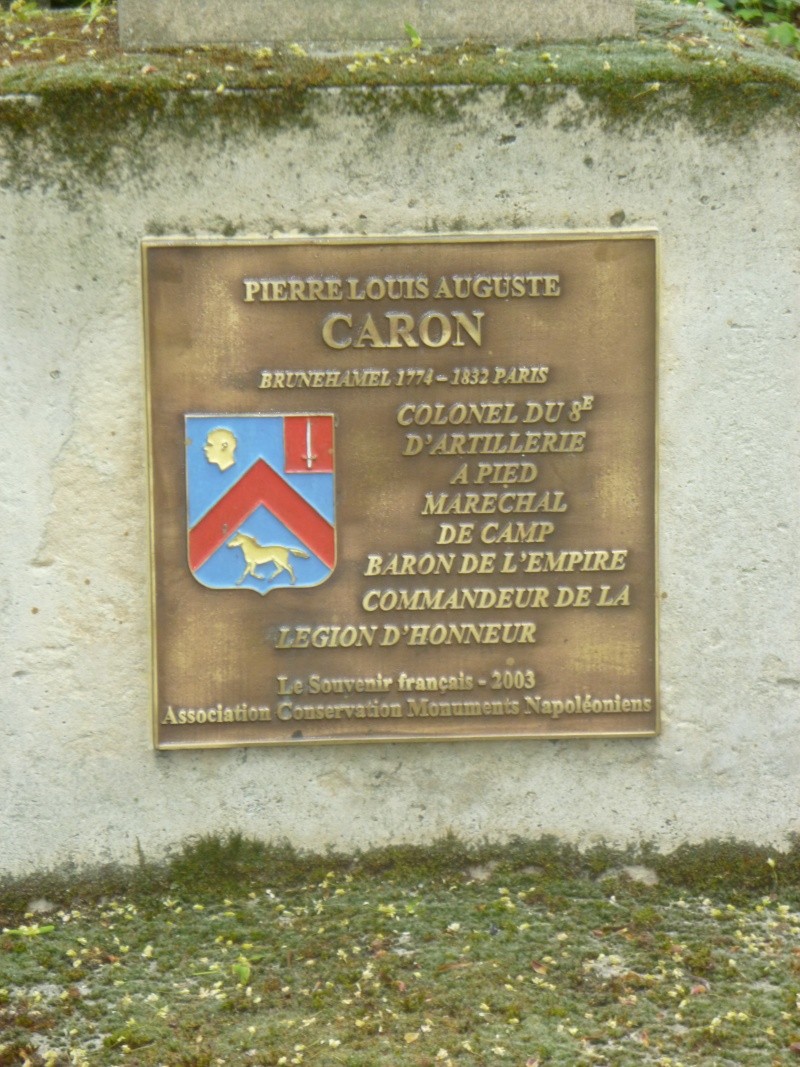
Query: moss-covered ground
3,836,800,1065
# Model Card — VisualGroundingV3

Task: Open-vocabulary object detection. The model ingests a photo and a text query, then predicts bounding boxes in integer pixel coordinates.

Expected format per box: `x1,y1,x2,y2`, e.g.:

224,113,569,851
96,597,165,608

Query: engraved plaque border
144,231,660,749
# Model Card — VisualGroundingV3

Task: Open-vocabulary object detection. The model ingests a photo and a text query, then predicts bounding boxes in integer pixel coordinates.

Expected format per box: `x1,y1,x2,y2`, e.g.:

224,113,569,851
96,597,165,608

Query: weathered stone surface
118,0,635,50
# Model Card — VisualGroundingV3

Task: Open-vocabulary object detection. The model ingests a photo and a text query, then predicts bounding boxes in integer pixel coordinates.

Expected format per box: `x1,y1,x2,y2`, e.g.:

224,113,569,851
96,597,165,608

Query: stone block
2,83,798,874
118,0,635,51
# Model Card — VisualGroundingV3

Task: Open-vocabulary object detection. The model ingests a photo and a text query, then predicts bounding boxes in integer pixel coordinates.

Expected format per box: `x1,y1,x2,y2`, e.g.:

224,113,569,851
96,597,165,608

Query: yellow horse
227,532,309,586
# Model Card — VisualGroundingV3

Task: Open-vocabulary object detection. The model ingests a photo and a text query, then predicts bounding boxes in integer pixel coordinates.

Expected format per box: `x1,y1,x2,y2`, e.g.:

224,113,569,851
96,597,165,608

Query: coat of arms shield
185,414,335,595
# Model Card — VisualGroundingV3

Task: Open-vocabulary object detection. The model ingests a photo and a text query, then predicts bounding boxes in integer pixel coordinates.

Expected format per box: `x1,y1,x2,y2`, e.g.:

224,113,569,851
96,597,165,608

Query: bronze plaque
145,234,658,748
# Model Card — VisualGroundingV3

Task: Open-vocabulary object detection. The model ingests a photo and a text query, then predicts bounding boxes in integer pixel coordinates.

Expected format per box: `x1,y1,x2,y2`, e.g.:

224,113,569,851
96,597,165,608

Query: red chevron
188,460,335,572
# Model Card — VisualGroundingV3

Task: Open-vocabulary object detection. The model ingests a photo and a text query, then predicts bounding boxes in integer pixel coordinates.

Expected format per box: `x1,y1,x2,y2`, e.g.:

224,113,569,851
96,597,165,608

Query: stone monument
1,0,798,876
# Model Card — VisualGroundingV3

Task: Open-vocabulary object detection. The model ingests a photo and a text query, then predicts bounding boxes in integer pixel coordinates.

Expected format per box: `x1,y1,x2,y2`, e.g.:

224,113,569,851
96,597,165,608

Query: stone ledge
1,2,798,100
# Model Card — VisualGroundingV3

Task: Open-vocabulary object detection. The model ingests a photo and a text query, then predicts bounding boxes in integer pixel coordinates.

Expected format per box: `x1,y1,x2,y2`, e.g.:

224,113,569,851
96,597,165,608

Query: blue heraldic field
185,413,335,595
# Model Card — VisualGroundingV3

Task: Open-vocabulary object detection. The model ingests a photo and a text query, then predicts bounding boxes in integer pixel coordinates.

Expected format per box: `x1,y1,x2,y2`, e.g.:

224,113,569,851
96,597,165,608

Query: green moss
2,834,799,925
344,84,477,128
0,84,316,201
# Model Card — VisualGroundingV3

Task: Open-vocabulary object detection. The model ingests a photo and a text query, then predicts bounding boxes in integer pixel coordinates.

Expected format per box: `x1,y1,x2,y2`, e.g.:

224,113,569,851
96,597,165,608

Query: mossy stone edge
0,0,798,199
0,78,798,203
